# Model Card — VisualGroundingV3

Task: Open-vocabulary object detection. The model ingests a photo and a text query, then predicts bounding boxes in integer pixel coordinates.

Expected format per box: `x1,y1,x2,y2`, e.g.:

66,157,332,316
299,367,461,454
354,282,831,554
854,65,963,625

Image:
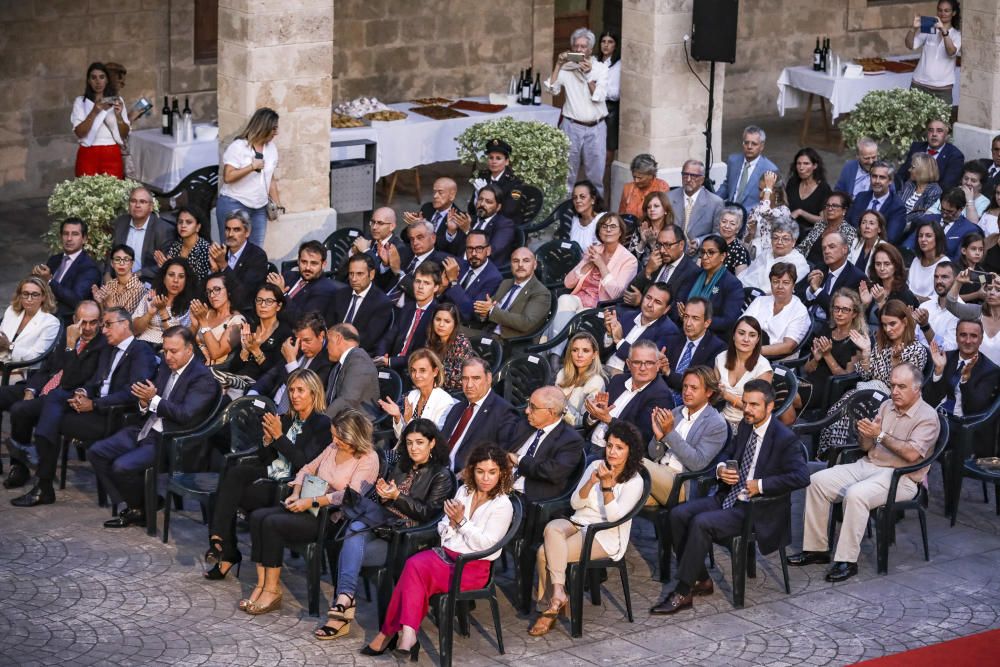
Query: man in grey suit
473,247,551,340
324,323,379,420
715,125,779,212
644,365,729,505
668,159,724,248
110,186,177,282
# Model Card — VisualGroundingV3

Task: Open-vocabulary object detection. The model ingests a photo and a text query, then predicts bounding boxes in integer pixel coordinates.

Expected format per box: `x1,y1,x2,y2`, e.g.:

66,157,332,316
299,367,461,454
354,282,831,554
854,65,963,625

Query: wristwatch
875,431,886,447
311,499,320,509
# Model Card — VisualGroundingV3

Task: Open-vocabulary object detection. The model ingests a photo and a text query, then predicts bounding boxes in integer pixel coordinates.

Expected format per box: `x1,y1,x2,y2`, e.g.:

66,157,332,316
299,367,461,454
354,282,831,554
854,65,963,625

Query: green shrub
840,88,951,162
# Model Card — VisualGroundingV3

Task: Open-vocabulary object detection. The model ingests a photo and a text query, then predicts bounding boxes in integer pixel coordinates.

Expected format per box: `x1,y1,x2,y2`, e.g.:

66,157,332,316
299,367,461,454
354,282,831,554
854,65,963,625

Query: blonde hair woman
900,153,943,226
555,332,607,426
0,277,61,378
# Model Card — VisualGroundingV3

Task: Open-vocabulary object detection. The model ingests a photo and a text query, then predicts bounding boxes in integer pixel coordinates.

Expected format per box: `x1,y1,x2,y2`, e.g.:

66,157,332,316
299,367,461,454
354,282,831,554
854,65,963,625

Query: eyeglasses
527,401,554,413
255,297,278,306
599,223,620,230
824,203,846,210
831,305,855,314
101,319,127,329
680,172,704,179
370,219,393,226
771,235,794,244
111,256,133,264
654,240,684,249
19,291,43,300
466,245,489,252
699,249,721,257
628,359,658,368
206,286,225,295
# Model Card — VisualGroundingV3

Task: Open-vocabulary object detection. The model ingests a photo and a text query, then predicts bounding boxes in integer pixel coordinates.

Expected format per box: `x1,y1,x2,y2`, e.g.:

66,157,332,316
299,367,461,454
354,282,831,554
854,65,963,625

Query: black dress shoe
103,508,146,528
824,561,858,582
10,485,55,507
3,463,30,489
788,550,832,566
649,591,693,615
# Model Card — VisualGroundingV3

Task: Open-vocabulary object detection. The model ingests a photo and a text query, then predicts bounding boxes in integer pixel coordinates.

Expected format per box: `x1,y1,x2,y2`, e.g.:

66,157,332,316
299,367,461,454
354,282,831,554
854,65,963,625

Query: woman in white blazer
378,348,457,439
0,277,61,380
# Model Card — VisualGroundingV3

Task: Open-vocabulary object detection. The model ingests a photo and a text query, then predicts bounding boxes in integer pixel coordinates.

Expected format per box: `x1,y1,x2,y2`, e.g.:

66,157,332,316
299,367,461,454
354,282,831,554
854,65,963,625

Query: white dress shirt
919,298,959,352
716,416,771,495
590,378,648,448
605,313,653,371
658,404,708,471
544,57,609,123
437,485,513,561
145,356,194,433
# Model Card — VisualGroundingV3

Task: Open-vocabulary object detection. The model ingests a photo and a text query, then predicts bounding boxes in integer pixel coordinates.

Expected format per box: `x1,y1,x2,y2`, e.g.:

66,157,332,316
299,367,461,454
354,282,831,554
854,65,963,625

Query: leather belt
565,117,604,128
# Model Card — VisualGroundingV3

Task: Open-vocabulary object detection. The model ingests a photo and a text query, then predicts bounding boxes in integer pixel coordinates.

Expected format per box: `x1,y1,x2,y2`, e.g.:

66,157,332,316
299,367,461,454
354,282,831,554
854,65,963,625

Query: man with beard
439,230,502,323
439,184,515,264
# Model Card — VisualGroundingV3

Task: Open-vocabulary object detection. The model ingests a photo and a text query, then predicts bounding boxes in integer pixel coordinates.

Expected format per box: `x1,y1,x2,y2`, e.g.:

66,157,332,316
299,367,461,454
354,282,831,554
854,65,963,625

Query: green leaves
46,175,154,258
840,89,951,162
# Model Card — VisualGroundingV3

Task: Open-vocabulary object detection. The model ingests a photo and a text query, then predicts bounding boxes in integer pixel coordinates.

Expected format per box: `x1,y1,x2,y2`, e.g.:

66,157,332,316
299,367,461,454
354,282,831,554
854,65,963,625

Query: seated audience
907,220,949,300
742,263,811,359
379,263,441,372
928,161,990,224
899,152,943,232
799,289,866,411
473,247,551,340
791,364,939,582
846,161,907,244
208,210,269,314
715,316,773,430
800,232,867,321
818,300,927,458
155,205,211,285
439,184,515,265
555,332,607,427
624,224,698,314
424,302,470,393
91,326,221,527
190,272,245,366
204,369,331,579
585,339,672,450
362,444,513,659
441,357,518,471
945,269,1000,366
33,217,102,322
716,125,779,212
956,230,987,302
925,319,1000,417
717,206,751,276
269,240,338,325
439,230,502,322
327,254,392,356
786,147,832,239
742,170,791,261
402,177,460,243
650,378,809,614
217,284,292,395
505,386,584,499
528,420,644,636
603,282,677,376
897,118,964,191
644,366,729,506
739,218,809,293
111,185,176,282
131,257,195,345
796,192,858,268
979,180,1000,238
660,297,727,406
316,418,452,641
668,159,723,247
379,348,457,437
919,187,980,261
385,220,450,303
247,313,332,412
912,261,959,352
466,138,524,221
834,137,879,197
325,323,380,419
242,409,379,615
678,235,744,335
93,244,146,313
0,276,61,380
565,180,606,249
862,244,919,325
847,210,888,274
618,154,669,219
982,134,1000,193
628,191,675,264
345,207,412,293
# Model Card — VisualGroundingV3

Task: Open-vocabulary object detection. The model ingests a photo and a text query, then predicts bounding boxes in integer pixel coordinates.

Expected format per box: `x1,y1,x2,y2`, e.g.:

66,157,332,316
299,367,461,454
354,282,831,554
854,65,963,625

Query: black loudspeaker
691,0,739,63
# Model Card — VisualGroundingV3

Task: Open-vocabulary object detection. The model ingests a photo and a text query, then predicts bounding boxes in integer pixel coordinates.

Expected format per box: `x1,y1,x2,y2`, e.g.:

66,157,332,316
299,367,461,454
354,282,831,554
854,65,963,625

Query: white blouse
0,306,60,366
715,351,773,426
391,386,457,437
569,212,603,249
437,485,514,561
71,96,130,147
220,138,278,209
742,296,811,358
908,256,947,299
568,460,645,561
556,370,606,427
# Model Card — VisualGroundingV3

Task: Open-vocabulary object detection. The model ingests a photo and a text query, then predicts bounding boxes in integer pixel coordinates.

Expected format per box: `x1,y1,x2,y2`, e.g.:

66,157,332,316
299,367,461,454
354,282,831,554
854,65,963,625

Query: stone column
612,0,726,206
953,0,1000,160
217,0,336,262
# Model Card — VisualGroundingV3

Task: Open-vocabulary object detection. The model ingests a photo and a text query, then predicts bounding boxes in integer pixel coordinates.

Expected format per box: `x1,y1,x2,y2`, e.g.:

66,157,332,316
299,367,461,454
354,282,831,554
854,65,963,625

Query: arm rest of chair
531,495,573,528
792,410,843,436
665,465,715,507
831,445,864,466
388,517,444,577
950,394,1000,431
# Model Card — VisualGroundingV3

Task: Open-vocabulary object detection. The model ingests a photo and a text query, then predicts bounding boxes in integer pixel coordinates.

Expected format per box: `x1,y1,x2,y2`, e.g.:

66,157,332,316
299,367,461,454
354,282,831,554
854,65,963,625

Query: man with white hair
716,125,778,212
834,137,880,196
545,28,610,197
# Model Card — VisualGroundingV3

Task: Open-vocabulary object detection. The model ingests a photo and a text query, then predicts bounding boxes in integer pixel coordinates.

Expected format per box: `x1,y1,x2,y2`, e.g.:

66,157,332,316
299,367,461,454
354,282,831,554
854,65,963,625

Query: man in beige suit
473,247,551,340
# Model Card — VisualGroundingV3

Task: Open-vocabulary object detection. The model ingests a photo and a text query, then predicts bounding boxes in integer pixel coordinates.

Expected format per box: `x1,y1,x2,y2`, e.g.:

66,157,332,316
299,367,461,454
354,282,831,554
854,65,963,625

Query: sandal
204,537,224,565
528,601,566,637
314,618,351,641
238,585,264,612
327,594,356,622
245,588,282,615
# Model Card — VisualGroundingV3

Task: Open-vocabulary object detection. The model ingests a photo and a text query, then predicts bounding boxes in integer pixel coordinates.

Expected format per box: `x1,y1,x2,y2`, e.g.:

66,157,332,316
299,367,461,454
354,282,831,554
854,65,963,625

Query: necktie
274,357,306,414
287,279,306,299
432,211,445,231
823,271,834,295
684,196,695,231
869,197,880,212
460,269,476,291
405,255,419,275
100,347,125,397
928,148,939,157
399,307,426,356
723,430,759,509
498,284,521,310
735,161,753,201
326,364,341,403
671,341,696,405
524,429,545,459
657,263,673,284
474,218,486,231
42,338,86,395
447,403,475,450
138,372,178,440
343,293,360,324
227,252,238,270
943,359,967,413
990,165,999,179
54,254,73,282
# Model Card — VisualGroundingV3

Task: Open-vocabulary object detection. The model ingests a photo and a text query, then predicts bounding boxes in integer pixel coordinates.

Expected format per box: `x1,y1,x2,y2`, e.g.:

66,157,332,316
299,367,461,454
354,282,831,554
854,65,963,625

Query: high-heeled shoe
204,555,242,580
204,538,223,565
244,588,282,615
238,586,263,612
314,594,356,640
528,601,566,636
359,634,398,656
393,641,420,662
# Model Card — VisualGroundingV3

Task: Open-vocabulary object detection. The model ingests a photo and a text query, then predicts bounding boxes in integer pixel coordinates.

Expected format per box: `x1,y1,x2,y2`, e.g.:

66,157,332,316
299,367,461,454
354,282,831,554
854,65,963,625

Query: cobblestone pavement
2,457,999,667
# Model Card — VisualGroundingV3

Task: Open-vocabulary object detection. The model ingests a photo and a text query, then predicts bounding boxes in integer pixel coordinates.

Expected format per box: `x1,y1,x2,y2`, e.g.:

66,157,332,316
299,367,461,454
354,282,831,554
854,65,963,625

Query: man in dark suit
32,217,102,322
247,313,332,413
846,162,908,244
442,356,519,471
979,134,1000,192
269,240,339,325
651,379,809,613
378,263,441,372
402,177,461,245
440,231,502,323
3,301,106,493
625,225,699,320
340,208,412,293
473,247,551,340
91,326,221,526
834,137,880,196
915,188,981,261
505,386,584,501
896,118,965,191
715,125,779,212
604,282,678,376
327,254,393,355
667,159,724,246
208,210,269,313
799,231,867,320
385,220,451,303
110,186,177,282
924,319,1000,417
437,185,516,265
325,323,380,420
660,297,727,405
585,339,674,451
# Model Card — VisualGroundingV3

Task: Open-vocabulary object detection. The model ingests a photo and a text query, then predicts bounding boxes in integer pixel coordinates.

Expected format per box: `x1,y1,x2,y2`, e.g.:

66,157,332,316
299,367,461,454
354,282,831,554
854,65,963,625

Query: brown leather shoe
649,591,693,615
691,578,714,596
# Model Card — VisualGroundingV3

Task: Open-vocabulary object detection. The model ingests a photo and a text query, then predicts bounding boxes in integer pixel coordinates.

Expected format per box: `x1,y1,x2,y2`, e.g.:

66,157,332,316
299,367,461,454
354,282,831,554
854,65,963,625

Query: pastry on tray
408,105,469,120
331,113,366,128
411,97,454,106
449,99,508,113
364,110,408,122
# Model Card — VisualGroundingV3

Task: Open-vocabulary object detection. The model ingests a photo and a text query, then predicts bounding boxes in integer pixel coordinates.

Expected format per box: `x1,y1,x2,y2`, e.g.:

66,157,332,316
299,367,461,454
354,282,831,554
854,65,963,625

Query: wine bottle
170,98,181,138
822,38,829,72
182,96,193,142
516,69,525,104
522,66,533,104
533,73,541,105
813,37,822,71
161,95,171,135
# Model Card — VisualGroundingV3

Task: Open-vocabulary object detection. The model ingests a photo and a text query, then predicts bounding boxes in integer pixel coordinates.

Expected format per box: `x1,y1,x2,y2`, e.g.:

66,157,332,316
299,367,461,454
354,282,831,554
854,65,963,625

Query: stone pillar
217,0,336,262
531,0,555,105
953,0,1000,160
612,0,726,207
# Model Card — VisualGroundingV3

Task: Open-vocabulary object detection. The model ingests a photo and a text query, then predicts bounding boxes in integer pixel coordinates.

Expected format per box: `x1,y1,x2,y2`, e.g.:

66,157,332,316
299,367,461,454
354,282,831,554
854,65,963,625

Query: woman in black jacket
203,368,331,579
314,418,453,641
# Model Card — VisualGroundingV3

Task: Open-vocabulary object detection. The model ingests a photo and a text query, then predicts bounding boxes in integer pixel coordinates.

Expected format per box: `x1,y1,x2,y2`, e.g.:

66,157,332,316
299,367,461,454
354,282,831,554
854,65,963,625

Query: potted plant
45,175,154,259
840,88,951,163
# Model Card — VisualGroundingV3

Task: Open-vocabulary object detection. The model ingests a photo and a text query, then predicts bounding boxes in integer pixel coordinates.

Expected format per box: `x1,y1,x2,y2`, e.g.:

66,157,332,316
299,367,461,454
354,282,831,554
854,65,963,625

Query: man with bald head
404,177,460,242
111,185,176,281
505,386,584,500
473,246,552,339
344,206,411,293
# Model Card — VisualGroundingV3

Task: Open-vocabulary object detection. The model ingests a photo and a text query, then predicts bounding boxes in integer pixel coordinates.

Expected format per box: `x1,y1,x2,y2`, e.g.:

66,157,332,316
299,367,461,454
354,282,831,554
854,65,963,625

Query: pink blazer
564,243,639,302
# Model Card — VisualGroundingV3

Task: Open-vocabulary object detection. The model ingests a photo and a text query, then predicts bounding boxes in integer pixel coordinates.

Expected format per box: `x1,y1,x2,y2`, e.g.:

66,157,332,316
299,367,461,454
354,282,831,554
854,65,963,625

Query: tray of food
408,105,469,120
331,113,367,128
411,97,454,106
333,96,391,119
854,58,917,74
449,99,508,113
364,110,408,122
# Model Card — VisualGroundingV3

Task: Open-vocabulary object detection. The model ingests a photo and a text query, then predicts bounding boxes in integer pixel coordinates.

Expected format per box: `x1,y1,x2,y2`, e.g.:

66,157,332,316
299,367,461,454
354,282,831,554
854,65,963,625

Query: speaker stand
703,60,717,187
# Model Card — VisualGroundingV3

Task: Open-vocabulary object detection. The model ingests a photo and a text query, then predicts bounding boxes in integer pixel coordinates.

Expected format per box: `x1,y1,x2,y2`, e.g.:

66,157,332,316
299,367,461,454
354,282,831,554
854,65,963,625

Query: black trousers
30,410,108,483
249,505,323,568
670,495,746,587
0,383,36,464
210,463,275,560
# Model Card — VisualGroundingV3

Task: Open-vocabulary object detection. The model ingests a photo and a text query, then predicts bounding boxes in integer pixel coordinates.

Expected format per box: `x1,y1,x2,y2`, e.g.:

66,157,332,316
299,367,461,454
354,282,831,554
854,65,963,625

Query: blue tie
671,341,695,405
498,283,521,310
942,359,966,413
723,431,759,509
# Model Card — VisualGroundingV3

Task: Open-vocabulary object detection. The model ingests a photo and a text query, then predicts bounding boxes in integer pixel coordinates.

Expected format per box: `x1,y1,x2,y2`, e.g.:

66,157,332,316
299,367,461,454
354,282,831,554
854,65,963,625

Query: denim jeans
335,520,390,596
216,193,268,248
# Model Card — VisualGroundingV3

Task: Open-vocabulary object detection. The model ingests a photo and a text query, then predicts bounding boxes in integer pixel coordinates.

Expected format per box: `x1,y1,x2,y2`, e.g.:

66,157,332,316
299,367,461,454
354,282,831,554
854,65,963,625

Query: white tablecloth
777,61,959,119
130,98,562,191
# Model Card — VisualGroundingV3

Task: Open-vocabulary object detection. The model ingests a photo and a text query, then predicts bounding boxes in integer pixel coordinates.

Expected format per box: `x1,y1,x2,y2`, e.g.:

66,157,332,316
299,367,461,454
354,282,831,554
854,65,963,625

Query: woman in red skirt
361,444,514,661
71,62,129,178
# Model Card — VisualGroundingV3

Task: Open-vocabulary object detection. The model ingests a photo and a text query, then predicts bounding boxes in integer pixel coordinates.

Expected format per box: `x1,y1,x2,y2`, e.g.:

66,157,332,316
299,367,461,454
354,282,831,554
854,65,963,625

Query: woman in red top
618,154,669,219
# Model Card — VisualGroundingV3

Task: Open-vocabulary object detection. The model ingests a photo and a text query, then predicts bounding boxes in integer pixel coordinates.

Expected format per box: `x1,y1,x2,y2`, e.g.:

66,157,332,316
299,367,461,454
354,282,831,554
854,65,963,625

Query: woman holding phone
71,62,130,178
906,0,961,106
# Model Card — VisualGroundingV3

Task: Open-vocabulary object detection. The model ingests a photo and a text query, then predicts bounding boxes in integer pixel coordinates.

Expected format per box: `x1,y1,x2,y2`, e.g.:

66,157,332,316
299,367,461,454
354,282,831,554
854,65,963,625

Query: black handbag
334,486,393,540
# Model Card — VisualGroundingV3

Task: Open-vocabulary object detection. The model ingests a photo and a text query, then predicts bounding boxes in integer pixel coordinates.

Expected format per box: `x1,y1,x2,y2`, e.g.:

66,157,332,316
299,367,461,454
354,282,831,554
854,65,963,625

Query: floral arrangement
45,175,155,259
456,116,570,222
839,88,952,162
